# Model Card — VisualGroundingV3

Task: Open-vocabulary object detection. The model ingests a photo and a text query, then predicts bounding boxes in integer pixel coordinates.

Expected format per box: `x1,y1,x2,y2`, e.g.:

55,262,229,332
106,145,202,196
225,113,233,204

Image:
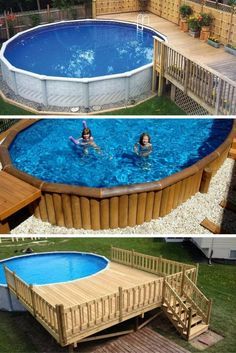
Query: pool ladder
136,14,150,31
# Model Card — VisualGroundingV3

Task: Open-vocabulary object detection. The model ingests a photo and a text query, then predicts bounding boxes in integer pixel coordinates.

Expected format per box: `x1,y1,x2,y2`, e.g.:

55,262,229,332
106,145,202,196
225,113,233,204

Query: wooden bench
0,171,41,234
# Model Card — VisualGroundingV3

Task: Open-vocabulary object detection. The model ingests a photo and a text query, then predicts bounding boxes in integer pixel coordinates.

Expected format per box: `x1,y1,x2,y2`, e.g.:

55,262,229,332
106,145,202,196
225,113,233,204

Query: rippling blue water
4,21,158,78
9,119,233,188
0,253,108,285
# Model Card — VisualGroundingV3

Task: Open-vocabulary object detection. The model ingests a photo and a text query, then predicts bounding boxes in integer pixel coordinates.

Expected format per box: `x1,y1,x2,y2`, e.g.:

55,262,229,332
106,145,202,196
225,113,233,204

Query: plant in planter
224,43,236,56
199,13,214,40
207,36,220,48
188,16,201,38
139,0,149,13
179,4,192,32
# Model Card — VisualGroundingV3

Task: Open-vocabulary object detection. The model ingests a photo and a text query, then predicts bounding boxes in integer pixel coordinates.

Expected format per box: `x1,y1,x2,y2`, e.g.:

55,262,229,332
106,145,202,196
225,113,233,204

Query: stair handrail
183,273,212,324
163,279,191,332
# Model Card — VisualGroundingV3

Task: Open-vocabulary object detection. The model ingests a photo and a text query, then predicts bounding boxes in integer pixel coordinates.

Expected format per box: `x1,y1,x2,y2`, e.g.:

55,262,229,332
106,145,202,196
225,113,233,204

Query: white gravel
8,157,236,235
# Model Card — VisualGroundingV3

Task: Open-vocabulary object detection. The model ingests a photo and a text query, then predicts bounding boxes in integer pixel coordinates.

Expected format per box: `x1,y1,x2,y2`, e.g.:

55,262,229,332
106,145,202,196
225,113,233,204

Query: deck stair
228,138,236,160
162,273,211,341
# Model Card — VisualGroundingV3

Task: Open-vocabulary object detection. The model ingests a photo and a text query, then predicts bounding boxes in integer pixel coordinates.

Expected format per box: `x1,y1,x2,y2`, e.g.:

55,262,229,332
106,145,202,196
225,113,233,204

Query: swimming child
134,133,152,157
70,127,100,154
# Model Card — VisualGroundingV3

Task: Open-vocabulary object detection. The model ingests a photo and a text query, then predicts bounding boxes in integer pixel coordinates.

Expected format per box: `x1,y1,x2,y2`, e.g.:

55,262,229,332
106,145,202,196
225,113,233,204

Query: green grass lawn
0,95,185,116
0,238,235,353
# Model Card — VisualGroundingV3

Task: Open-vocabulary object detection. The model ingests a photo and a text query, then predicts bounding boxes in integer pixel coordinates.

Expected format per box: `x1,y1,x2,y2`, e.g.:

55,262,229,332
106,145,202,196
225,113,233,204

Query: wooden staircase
229,138,236,160
162,273,212,341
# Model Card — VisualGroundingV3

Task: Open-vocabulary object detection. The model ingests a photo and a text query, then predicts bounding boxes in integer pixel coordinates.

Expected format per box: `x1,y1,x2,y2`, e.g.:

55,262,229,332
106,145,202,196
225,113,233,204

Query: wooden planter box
207,39,220,48
189,30,200,38
224,45,236,56
180,19,188,32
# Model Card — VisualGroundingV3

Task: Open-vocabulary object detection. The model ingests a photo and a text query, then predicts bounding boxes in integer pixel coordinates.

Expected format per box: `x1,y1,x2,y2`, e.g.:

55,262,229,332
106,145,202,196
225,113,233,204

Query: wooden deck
0,171,41,233
98,12,236,82
5,248,211,349
33,262,161,308
93,327,190,353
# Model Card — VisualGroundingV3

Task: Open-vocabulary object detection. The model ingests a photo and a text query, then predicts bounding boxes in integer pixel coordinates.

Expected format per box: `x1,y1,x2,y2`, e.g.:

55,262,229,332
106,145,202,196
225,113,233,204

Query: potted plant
179,4,192,32
199,13,214,40
188,16,201,38
224,43,236,56
207,37,220,48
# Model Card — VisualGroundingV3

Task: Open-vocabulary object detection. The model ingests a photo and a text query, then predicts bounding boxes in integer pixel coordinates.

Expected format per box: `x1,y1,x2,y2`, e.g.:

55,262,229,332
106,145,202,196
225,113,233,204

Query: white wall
192,238,236,260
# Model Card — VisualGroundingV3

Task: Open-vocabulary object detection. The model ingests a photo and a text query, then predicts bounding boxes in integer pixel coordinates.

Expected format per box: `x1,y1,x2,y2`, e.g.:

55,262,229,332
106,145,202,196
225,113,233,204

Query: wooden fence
95,0,236,45
0,4,90,40
154,38,236,115
111,247,197,279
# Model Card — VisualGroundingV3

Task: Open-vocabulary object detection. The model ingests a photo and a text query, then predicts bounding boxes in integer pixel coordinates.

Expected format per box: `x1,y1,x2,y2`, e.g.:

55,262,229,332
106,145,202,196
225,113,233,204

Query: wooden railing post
195,263,199,284
4,11,10,39
187,308,193,340
152,38,158,91
206,299,213,324
162,278,166,303
215,78,223,115
181,266,186,296
119,287,123,321
56,304,67,346
29,285,36,317
158,42,166,97
184,58,190,94
131,249,134,267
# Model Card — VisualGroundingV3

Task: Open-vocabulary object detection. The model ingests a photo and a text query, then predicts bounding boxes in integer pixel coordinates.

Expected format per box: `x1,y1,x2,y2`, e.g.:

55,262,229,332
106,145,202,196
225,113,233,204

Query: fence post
184,58,190,94
29,285,36,317
4,11,10,39
92,0,97,19
131,249,134,267
47,4,50,22
56,304,67,346
215,78,223,115
119,287,123,321
152,38,157,91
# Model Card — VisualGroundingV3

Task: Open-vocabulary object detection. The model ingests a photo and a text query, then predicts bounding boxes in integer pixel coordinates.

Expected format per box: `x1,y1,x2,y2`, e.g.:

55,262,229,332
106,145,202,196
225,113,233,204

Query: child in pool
78,127,100,154
134,133,152,157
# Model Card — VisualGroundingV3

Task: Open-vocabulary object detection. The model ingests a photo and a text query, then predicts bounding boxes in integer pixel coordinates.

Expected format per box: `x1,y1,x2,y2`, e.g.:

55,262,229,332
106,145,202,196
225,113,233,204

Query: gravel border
9,157,236,235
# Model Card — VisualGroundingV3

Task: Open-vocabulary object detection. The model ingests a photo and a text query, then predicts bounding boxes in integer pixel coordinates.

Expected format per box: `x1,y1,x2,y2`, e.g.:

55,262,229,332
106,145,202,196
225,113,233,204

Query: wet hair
82,128,92,138
139,133,151,146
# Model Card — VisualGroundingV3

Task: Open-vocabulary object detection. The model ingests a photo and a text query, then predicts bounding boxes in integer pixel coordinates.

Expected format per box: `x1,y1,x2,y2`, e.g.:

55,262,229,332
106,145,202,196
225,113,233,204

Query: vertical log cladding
137,193,147,225
166,184,175,215
152,190,162,219
128,193,138,227
101,199,109,229
159,186,170,217
38,194,48,222
53,194,65,227
62,194,73,228
199,169,213,194
80,197,91,229
45,194,56,225
119,195,128,228
71,195,82,229
145,192,155,222
90,199,100,230
110,197,119,229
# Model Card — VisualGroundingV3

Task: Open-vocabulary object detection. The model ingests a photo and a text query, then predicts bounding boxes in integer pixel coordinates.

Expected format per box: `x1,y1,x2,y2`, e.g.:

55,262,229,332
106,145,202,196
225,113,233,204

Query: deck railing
4,267,59,341
182,273,212,324
4,265,164,346
111,247,196,278
154,38,236,115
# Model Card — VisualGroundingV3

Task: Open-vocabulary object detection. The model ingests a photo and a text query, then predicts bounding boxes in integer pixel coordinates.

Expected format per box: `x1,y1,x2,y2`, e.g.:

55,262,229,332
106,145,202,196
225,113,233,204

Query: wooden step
232,138,236,149
188,323,208,341
220,199,236,214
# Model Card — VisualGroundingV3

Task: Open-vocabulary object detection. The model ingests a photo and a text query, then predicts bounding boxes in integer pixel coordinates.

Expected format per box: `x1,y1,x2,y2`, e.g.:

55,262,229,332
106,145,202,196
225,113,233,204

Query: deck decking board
98,12,236,83
34,262,161,308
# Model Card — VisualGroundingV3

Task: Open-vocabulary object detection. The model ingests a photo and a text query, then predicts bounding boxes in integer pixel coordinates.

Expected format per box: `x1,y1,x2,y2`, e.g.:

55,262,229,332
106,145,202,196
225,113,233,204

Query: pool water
4,21,157,78
0,253,109,285
9,119,232,188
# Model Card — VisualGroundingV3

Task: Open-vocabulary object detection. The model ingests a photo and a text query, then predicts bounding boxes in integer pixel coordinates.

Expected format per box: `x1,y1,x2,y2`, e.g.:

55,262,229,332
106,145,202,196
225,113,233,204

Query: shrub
188,16,201,31
199,13,213,27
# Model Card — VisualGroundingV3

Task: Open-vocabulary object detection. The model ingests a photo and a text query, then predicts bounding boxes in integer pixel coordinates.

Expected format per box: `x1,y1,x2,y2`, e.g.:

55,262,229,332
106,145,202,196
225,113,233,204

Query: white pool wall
0,20,165,108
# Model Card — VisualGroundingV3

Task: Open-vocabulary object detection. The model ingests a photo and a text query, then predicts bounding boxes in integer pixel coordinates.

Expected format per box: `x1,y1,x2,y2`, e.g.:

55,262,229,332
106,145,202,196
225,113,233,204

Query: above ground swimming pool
0,20,165,108
1,118,235,230
0,252,109,286
8,118,233,187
